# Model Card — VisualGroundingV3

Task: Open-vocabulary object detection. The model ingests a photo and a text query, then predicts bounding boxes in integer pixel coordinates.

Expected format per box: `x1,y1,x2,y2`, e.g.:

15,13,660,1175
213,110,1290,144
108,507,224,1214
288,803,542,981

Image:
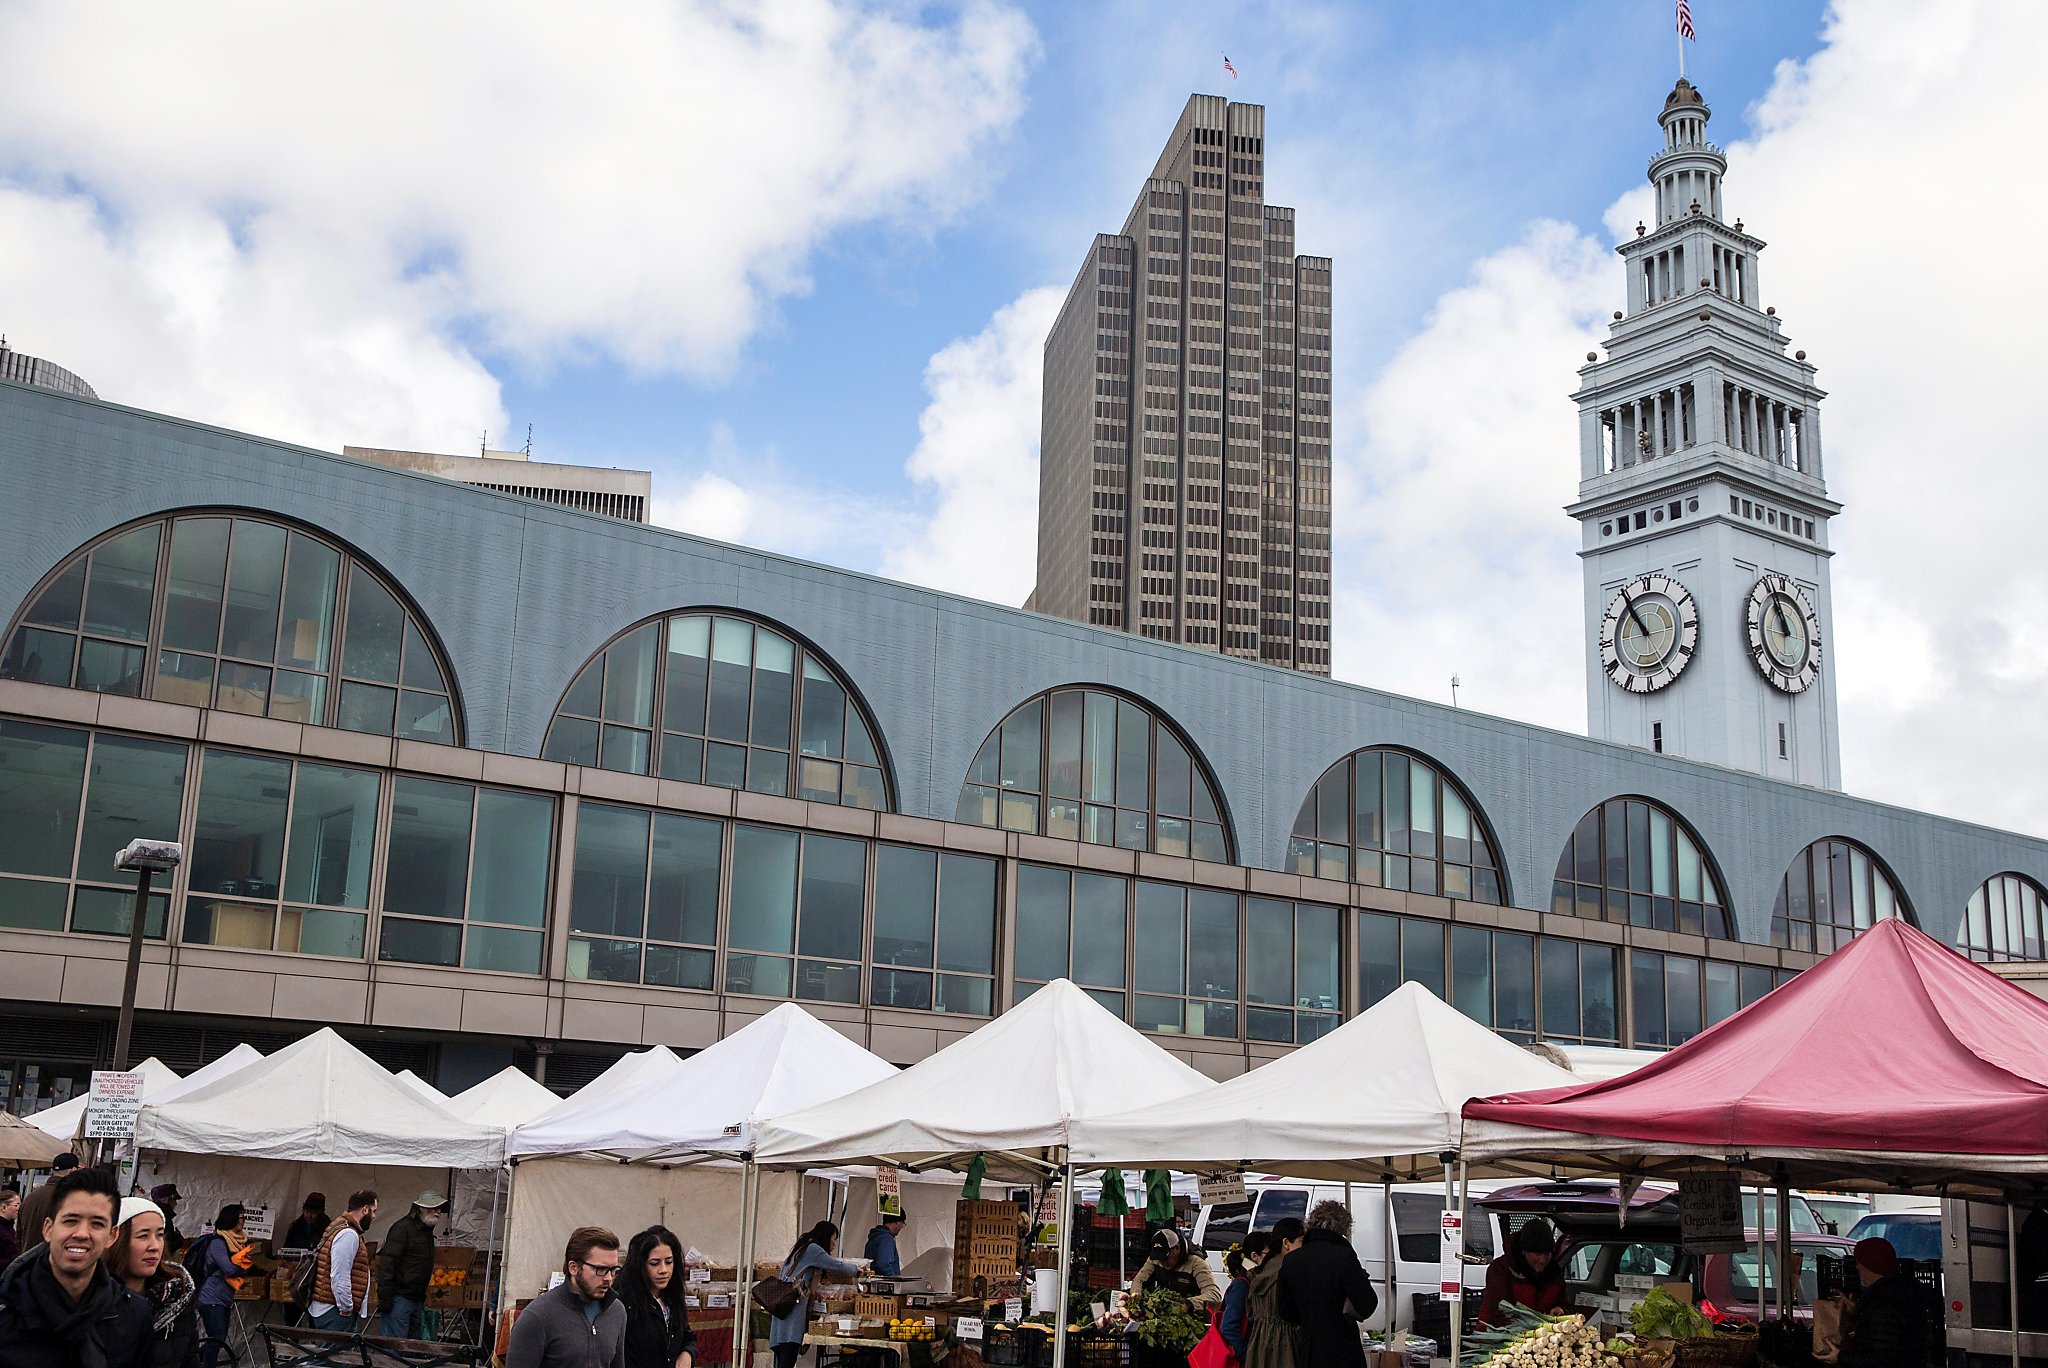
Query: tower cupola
1651,78,1727,225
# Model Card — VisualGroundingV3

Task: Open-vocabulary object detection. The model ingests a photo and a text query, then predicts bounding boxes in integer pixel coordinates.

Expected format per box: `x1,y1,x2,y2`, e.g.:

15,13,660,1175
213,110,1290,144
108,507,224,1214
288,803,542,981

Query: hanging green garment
1097,1169,1132,1217
962,1153,988,1201
1143,1169,1174,1222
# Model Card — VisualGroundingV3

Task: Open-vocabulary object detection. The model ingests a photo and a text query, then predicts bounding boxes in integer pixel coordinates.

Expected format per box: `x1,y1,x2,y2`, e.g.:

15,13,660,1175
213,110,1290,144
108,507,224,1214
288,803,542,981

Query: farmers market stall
1460,920,2048,1368
444,1067,559,1129
753,978,1213,1368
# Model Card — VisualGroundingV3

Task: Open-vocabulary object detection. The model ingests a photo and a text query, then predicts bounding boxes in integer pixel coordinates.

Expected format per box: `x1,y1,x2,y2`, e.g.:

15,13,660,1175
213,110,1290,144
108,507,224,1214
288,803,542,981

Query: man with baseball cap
1815,1237,1941,1368
376,1191,450,1340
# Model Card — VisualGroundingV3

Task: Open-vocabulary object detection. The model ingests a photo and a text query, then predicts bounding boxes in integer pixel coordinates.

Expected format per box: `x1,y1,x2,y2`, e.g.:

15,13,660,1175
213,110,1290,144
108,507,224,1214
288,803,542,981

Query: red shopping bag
1189,1308,1239,1368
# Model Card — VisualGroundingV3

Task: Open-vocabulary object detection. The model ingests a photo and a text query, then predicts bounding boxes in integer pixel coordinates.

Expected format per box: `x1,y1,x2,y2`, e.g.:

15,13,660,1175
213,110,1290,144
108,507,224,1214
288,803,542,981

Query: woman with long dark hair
768,1221,863,1368
620,1226,697,1368
109,1196,201,1368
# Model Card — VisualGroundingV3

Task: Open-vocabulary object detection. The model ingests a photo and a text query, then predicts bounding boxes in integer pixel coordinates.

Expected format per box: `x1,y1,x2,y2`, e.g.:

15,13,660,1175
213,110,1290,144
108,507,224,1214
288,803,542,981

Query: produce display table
804,1332,952,1368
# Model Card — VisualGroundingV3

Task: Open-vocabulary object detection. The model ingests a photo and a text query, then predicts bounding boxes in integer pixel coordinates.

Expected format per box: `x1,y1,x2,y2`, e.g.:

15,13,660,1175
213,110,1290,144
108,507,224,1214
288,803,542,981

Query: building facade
0,340,96,401
344,445,652,523
1034,95,1333,675
1573,80,1840,787
2,366,2045,1109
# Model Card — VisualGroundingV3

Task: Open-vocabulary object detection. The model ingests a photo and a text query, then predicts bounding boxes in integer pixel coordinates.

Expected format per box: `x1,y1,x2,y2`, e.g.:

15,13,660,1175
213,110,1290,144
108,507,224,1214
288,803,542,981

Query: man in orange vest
308,1191,380,1332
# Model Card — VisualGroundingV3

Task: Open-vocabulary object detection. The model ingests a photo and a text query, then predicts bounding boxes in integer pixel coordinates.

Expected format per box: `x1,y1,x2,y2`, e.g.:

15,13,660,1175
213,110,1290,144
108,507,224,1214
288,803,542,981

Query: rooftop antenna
1451,674,1461,708
480,430,488,457
524,423,533,458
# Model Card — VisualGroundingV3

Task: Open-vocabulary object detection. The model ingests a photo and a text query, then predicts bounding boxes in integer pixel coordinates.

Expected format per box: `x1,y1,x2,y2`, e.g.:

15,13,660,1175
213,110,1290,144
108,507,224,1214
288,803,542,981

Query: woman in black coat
110,1197,202,1368
1276,1201,1378,1368
621,1226,699,1368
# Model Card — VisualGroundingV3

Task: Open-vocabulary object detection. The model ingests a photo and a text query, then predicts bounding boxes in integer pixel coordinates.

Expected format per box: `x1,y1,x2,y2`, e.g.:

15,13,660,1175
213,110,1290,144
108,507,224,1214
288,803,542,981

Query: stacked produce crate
954,1201,1022,1299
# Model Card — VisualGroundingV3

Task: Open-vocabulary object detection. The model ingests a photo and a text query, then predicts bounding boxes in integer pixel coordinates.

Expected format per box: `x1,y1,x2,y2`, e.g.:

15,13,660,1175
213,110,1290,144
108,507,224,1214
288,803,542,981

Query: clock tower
1570,78,1842,789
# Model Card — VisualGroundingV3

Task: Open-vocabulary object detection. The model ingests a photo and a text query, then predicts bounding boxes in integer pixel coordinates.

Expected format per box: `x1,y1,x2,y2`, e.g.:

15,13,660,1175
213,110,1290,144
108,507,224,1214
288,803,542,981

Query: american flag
1222,53,1238,79
1676,0,1695,41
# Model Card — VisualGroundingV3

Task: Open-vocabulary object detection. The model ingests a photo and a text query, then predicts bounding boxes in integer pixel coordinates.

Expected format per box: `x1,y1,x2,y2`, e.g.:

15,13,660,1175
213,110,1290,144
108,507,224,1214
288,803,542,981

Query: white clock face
1599,573,1700,693
1746,572,1822,693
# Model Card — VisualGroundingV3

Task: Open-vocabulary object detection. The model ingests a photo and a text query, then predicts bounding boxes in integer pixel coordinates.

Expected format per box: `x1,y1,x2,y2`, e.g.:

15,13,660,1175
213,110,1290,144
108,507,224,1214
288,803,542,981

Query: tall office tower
1034,95,1332,674
1571,79,1841,787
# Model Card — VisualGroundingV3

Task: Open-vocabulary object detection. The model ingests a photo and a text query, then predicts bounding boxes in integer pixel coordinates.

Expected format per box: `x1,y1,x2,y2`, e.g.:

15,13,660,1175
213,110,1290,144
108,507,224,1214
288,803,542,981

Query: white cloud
879,286,1062,604
0,0,1035,452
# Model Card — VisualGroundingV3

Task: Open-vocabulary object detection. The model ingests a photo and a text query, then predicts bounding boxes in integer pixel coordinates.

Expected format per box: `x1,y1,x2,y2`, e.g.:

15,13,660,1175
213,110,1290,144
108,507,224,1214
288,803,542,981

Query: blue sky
4,0,2045,835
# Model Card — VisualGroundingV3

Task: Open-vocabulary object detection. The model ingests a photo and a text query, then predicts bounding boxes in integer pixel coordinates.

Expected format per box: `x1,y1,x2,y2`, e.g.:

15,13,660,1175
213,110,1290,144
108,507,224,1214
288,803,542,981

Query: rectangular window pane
936,854,997,975
707,618,753,742
798,658,848,760
1354,752,1383,850
567,935,642,984
1452,924,1492,1024
704,741,747,789
1134,995,1183,1034
660,733,705,784
5,625,77,686
1295,903,1341,1013
1133,882,1184,995
873,846,937,969
1666,955,1702,1044
400,619,442,691
1245,897,1292,1006
644,943,713,990
1071,872,1127,989
1401,918,1446,999
749,632,795,748
162,517,230,654
1046,691,1084,799
873,967,933,1010
1115,702,1149,810
337,680,397,735
1154,730,1192,817
463,923,542,975
75,638,145,696
1541,937,1580,1039
1187,889,1237,1003
1704,960,1740,1026
646,812,718,945
796,958,861,1004
182,896,273,949
601,625,659,726
0,720,87,878
25,559,85,630
1496,933,1536,1037
936,974,993,1016
1739,963,1774,1006
1633,951,1668,1047
726,951,792,998
1582,946,1620,1042
1650,811,1675,897
341,567,403,684
1383,754,1410,857
188,750,290,899
278,535,340,671
282,762,379,909
999,704,1042,793
1083,692,1116,803
471,789,553,929
82,524,161,643
0,876,70,931
278,906,366,958
729,824,798,954
71,886,170,939
572,802,648,939
385,776,474,919
545,716,599,768
274,670,328,726
1409,764,1437,858
600,724,651,776
664,615,711,735
1358,911,1399,1009
797,833,866,960
221,521,287,661
1015,865,1070,982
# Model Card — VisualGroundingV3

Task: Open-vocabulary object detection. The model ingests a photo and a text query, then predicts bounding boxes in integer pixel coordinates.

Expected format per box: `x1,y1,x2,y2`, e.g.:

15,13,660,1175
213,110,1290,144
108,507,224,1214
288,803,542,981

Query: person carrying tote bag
766,1222,864,1368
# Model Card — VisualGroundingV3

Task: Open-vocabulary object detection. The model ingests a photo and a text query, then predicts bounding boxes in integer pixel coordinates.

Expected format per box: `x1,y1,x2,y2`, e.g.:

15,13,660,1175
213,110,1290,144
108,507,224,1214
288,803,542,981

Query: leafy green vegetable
1629,1289,1713,1340
1132,1288,1205,1354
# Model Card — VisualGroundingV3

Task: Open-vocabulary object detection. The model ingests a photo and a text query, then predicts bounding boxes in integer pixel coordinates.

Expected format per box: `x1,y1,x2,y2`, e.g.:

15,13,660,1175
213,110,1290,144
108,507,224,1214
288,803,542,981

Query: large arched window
1960,873,2046,963
1,513,458,744
1287,748,1506,903
1551,797,1732,937
956,688,1230,862
541,612,889,811
1770,838,1910,953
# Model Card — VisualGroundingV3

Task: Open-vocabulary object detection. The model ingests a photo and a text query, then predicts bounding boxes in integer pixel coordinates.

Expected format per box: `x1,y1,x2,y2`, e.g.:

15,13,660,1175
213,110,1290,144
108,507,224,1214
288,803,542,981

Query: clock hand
1622,593,1654,638
1773,601,1795,642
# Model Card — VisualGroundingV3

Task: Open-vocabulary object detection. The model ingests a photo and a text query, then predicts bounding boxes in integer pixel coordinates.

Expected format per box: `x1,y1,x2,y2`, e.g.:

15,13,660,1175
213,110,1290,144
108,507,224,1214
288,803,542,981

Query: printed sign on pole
1678,1175,1747,1253
878,1166,903,1219
1197,1172,1247,1207
1439,1211,1464,1299
84,1070,145,1140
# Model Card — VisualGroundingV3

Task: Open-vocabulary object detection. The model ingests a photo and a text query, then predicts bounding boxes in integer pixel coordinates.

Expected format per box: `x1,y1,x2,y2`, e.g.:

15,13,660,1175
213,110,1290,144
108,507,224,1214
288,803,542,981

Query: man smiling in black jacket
0,1163,152,1368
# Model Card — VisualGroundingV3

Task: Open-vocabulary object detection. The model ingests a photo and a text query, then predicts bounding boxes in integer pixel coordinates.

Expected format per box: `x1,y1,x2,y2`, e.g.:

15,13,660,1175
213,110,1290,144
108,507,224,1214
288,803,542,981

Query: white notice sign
84,1070,145,1140
1004,1298,1023,1322
241,1205,275,1240
1677,1176,1746,1253
1197,1172,1247,1207
1438,1211,1464,1299
956,1317,985,1342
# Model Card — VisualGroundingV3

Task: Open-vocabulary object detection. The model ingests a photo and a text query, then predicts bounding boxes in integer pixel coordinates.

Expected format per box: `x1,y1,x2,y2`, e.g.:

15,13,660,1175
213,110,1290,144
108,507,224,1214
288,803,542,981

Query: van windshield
1742,1193,1820,1234
1393,1192,1494,1262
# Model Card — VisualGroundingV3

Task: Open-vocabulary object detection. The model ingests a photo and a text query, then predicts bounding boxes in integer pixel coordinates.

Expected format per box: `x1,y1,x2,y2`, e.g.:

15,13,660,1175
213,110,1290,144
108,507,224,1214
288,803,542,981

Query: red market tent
1461,919,2048,1195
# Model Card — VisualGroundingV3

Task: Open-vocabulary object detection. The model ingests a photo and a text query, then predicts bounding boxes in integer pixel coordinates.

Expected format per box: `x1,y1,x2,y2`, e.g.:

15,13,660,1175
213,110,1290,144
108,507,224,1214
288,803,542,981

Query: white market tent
751,980,1214,1368
446,1067,560,1129
134,1027,503,1168
1068,981,1580,1179
395,1068,448,1103
31,1056,183,1139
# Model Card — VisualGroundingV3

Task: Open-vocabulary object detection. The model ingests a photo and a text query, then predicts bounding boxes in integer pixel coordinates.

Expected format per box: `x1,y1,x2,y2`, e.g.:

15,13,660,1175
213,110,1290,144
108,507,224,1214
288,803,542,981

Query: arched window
1959,873,2044,963
1551,797,1732,937
1,513,458,744
1287,748,1506,903
955,688,1230,862
1770,838,1910,953
541,612,889,811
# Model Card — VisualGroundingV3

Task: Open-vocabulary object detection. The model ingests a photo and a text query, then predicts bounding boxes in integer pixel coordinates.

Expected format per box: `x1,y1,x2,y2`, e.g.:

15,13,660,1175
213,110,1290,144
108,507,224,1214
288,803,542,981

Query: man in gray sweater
508,1226,627,1368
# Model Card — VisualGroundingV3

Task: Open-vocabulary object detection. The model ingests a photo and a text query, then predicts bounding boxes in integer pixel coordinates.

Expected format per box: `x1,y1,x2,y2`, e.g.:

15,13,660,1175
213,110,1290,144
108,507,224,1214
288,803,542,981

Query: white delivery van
1189,1174,1503,1335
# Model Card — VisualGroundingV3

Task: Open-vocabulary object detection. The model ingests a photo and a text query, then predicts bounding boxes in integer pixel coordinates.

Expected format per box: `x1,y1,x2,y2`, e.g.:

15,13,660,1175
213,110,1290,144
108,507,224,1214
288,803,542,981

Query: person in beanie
0,1162,152,1368
1276,1200,1378,1368
376,1192,448,1339
1815,1238,1941,1368
108,1196,201,1368
507,1227,627,1368
1477,1220,1572,1328
281,1195,328,1253
147,1187,184,1262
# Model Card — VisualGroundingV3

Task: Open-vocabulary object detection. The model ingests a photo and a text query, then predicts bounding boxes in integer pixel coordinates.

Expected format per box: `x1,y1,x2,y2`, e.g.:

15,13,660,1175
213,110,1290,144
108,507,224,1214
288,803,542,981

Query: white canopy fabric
133,1028,504,1168
31,1057,182,1138
395,1069,447,1102
508,1002,897,1162
753,979,1211,1178
1067,981,1580,1180
447,1067,560,1129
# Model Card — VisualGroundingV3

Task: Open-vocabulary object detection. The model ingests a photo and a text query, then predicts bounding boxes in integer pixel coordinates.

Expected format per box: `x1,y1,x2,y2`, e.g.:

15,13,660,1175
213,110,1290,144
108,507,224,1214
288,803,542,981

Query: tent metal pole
1775,1184,1792,1322
1383,1180,1396,1338
477,1165,506,1349
734,1160,760,1368
2008,1201,2022,1368
1755,1204,1765,1326
1053,1160,1076,1368
1450,1159,1469,1368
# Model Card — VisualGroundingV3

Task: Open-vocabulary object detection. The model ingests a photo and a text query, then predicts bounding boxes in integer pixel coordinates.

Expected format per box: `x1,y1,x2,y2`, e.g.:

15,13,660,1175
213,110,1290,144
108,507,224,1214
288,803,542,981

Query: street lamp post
112,839,182,1072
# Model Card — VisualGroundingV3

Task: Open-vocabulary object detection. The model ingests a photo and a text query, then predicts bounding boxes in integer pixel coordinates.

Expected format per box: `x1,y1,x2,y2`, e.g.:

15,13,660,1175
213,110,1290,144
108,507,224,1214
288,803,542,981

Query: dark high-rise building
1033,94,1332,674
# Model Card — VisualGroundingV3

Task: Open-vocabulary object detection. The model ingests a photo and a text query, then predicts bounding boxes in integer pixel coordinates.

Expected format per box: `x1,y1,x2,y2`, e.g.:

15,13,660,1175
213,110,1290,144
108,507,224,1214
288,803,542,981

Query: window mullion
327,557,351,730
144,516,173,706
649,618,670,780
639,805,657,984
274,757,300,951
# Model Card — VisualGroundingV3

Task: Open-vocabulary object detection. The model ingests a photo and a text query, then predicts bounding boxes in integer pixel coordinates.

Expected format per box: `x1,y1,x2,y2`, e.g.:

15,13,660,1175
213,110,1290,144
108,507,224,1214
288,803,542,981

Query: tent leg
1383,1182,1396,1339
1053,1162,1076,1368
1450,1160,1469,1368
1775,1185,1792,1323
735,1161,760,1368
477,1166,505,1349
1755,1208,1765,1326
2009,1202,2022,1368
